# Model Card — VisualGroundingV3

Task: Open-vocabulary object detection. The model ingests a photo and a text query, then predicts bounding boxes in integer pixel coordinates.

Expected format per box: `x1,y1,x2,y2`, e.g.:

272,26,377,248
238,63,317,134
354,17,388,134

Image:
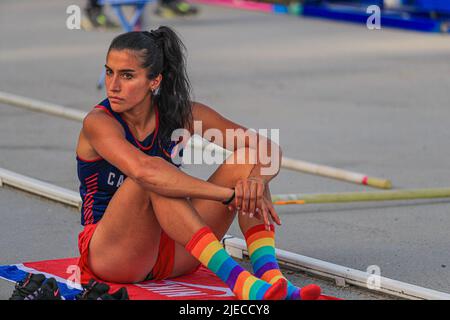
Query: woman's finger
248,180,257,217
235,180,243,212
265,198,282,225
242,180,251,215
252,197,263,220
255,182,264,218
261,204,270,230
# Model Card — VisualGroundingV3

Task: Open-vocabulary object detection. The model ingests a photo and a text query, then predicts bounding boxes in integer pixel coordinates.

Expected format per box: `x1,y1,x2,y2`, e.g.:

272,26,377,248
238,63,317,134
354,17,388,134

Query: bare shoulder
77,108,125,160
191,101,224,122
191,101,242,132
82,108,123,138
83,108,113,128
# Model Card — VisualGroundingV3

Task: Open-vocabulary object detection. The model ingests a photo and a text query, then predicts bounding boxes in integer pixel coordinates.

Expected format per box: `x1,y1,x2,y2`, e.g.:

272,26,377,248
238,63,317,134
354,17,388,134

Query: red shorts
77,223,176,285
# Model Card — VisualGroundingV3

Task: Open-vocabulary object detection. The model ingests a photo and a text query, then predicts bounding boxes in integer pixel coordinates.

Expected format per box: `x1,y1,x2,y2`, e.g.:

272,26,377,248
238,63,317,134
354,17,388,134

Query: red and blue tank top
77,98,183,226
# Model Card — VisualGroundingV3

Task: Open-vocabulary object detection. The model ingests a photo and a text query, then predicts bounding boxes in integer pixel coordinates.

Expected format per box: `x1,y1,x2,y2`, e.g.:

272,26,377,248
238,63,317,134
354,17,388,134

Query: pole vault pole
272,188,450,205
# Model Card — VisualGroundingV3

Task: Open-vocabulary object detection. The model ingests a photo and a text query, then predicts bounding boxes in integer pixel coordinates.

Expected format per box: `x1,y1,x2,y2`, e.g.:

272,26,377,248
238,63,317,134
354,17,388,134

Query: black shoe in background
9,273,46,300
82,7,101,30
97,287,129,300
82,7,119,31
155,1,199,18
24,278,62,300
75,279,111,300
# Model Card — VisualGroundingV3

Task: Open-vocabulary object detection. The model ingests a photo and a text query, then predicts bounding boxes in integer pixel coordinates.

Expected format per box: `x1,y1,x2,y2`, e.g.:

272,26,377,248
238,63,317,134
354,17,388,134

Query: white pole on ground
271,188,450,205
281,157,392,189
0,91,86,121
182,136,393,189
0,168,82,209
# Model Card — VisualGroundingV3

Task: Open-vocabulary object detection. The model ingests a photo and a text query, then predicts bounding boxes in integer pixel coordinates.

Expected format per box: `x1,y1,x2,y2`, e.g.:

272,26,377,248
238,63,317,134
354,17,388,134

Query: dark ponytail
108,26,193,147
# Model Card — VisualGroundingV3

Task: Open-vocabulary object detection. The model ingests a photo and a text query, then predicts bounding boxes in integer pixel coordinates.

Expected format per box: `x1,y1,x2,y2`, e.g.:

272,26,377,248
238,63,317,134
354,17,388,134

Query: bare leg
87,178,162,283
166,147,271,277
88,147,267,282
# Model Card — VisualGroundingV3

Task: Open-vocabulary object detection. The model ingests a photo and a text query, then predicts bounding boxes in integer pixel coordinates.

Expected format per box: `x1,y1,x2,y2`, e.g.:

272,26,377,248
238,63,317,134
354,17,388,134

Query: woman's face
105,49,159,113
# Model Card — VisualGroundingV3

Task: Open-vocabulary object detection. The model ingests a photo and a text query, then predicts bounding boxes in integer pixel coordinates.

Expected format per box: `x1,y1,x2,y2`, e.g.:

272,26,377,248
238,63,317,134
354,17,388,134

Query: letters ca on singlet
107,171,125,188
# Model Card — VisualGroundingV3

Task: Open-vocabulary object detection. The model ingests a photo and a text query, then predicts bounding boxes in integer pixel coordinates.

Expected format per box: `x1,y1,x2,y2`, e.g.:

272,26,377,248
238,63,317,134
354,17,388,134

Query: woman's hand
233,177,266,216
228,177,282,230
258,197,282,230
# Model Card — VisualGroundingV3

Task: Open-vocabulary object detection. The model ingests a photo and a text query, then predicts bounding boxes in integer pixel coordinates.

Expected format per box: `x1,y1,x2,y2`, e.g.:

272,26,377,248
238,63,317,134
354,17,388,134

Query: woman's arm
192,102,283,225
82,110,234,202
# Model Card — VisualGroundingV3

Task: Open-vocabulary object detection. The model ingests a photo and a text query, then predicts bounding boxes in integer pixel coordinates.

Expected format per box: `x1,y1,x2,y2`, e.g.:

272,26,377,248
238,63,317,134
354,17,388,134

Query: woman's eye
122,73,133,80
105,69,112,76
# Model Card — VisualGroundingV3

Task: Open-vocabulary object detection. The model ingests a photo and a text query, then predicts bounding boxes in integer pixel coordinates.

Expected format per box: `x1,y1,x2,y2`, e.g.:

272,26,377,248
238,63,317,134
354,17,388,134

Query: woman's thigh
87,177,162,283
169,148,257,277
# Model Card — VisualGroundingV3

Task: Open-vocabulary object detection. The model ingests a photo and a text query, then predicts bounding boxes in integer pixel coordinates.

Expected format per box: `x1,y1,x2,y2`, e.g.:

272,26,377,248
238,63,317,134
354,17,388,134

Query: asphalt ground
1,0,449,299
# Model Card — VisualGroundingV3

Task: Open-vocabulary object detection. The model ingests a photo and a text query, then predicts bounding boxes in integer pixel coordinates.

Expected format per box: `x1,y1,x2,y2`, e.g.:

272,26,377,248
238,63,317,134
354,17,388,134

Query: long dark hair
108,26,193,147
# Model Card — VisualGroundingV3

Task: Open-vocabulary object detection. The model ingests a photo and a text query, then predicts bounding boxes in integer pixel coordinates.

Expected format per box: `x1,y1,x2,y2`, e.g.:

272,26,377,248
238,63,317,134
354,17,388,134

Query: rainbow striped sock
245,224,321,300
185,226,287,300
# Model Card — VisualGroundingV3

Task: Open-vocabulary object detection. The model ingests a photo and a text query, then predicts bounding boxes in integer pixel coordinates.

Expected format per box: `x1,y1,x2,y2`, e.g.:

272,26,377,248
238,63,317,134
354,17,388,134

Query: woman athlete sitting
75,26,320,300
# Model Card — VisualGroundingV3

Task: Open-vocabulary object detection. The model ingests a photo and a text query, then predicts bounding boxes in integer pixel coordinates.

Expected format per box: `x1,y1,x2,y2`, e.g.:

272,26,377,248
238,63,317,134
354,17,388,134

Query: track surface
1,0,449,298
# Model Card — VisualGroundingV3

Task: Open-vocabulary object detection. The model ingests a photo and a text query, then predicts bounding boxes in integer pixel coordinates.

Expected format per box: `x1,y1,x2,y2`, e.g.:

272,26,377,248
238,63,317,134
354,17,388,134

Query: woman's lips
109,96,124,103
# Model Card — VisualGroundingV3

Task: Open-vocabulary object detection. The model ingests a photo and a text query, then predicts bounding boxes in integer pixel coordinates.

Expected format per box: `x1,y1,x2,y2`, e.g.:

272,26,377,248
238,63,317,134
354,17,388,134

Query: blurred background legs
154,0,199,18
81,0,120,30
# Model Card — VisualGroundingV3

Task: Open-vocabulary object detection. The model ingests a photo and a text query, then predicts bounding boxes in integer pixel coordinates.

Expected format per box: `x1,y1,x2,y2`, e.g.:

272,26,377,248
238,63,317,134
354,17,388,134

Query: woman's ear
150,74,163,93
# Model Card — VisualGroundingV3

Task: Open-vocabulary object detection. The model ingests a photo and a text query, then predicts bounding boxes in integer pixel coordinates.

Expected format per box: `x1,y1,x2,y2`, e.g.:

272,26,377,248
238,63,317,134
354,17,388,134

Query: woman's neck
121,94,156,133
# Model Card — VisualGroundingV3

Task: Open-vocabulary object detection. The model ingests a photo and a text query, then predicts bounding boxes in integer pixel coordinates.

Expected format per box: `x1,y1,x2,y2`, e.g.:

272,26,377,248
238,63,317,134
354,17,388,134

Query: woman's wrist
248,168,274,185
222,188,235,205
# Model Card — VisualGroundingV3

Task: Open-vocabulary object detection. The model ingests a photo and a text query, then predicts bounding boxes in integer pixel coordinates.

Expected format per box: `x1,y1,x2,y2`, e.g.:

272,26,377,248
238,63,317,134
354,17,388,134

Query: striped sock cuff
185,226,214,252
244,224,275,240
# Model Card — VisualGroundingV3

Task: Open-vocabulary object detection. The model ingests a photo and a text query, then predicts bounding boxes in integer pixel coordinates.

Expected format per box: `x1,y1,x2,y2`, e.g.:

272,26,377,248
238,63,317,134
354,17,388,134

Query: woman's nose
108,75,120,92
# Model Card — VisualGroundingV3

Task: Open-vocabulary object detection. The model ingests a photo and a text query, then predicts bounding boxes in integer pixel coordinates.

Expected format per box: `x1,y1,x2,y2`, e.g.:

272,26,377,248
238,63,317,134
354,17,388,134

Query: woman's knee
226,147,258,167
118,178,163,210
119,177,150,197
208,147,256,187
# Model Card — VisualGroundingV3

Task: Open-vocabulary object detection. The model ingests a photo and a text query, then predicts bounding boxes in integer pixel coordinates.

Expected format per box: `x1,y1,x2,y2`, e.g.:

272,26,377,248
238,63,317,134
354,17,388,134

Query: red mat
3,257,340,300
